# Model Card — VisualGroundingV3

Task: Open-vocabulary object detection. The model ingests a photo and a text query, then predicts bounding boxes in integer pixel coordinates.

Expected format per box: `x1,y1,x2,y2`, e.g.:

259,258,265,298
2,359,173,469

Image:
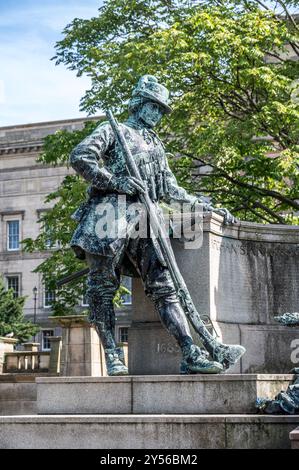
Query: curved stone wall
130,213,299,374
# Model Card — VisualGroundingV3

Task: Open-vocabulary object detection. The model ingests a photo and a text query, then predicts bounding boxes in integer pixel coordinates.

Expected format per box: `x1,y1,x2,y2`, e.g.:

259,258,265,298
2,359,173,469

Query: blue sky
0,1,297,127
0,0,103,127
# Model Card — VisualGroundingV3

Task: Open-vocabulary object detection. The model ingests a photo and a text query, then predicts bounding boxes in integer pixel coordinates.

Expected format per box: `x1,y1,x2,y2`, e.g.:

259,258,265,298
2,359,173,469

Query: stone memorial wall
129,213,299,374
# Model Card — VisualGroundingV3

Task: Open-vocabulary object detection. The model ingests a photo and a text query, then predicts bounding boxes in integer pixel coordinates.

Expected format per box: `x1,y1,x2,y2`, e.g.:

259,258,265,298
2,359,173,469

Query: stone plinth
23,343,39,352
0,337,18,374
0,375,37,416
129,213,299,375
49,316,106,377
48,337,62,374
1,414,298,449
290,427,299,449
36,374,293,415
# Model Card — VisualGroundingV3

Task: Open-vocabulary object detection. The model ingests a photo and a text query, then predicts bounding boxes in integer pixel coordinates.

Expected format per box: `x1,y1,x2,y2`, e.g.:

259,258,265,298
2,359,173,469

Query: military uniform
70,118,199,359
69,75,245,375
70,119,197,261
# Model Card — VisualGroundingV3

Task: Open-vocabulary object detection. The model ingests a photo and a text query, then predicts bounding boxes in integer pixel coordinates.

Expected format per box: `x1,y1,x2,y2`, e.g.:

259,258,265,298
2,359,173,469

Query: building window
44,289,55,308
118,327,128,343
81,279,89,307
42,330,54,351
43,221,60,249
121,276,132,305
82,290,89,307
44,222,53,249
6,276,20,298
7,220,20,251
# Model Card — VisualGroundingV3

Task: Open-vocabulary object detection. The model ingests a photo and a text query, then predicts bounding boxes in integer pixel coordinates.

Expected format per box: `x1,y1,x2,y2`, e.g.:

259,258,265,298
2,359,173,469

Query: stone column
48,336,62,374
50,316,106,377
22,342,40,371
0,337,18,373
23,343,40,352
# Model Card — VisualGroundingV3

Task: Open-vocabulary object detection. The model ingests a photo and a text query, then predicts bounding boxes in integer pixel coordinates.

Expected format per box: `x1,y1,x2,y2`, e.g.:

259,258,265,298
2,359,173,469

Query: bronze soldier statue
69,75,245,376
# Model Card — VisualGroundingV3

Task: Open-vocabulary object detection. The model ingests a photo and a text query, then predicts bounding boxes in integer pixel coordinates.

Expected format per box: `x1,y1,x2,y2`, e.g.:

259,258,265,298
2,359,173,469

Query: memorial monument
68,75,245,376
1,77,299,450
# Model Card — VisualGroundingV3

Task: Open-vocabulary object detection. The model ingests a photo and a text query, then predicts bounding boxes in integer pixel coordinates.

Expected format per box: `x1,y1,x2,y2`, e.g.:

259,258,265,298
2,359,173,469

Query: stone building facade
0,117,132,350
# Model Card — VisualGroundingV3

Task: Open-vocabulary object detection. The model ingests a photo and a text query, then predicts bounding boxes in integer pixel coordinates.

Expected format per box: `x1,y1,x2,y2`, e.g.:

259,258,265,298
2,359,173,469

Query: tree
23,0,299,311
51,0,299,223
0,276,39,343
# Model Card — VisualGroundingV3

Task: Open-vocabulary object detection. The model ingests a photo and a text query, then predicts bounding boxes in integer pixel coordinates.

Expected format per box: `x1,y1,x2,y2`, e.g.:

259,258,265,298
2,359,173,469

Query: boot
208,341,246,370
105,348,128,376
88,291,128,376
155,296,244,371
181,305,246,369
180,343,223,374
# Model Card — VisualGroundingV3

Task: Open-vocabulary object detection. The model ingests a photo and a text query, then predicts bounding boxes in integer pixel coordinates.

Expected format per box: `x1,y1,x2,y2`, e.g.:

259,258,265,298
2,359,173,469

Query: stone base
215,322,299,374
0,374,55,416
290,427,299,449
36,374,293,415
0,414,298,449
130,217,299,376
50,316,106,376
129,322,181,375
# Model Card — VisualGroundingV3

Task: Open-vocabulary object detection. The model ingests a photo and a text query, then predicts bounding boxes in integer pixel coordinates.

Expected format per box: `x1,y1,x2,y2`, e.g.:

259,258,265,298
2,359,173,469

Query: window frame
41,329,54,351
118,326,129,343
6,219,20,251
37,209,59,250
81,293,89,307
5,274,21,298
121,276,132,306
43,289,56,309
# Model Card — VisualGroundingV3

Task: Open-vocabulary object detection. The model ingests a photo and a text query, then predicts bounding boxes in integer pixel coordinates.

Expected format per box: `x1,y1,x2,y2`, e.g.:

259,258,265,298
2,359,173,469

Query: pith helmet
131,75,172,114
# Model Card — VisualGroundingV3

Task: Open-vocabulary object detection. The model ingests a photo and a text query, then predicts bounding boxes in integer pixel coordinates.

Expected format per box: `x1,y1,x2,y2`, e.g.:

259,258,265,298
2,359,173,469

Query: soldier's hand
213,207,238,225
114,176,146,196
196,196,214,212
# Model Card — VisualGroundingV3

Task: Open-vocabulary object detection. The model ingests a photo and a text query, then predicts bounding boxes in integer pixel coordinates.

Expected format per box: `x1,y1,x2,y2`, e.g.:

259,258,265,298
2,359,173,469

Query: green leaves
0,276,39,343
53,1,298,225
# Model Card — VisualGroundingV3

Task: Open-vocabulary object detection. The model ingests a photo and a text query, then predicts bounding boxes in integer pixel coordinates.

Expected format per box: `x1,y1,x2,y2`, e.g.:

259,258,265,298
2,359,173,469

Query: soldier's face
139,102,164,128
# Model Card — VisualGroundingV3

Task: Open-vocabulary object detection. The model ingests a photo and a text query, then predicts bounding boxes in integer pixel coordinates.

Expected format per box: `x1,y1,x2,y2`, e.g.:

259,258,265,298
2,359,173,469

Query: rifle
56,268,89,287
106,109,219,343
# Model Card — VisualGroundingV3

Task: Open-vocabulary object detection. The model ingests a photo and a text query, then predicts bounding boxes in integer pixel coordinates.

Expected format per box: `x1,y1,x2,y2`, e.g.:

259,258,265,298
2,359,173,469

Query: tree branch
252,200,286,223
252,0,272,10
247,206,274,223
289,41,299,58
179,150,299,210
262,50,285,62
218,97,246,120
276,0,299,33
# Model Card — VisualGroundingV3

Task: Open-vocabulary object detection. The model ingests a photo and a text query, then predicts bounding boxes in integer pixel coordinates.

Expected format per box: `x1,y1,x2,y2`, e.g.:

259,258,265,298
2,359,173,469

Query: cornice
0,210,25,220
0,251,51,262
0,141,43,156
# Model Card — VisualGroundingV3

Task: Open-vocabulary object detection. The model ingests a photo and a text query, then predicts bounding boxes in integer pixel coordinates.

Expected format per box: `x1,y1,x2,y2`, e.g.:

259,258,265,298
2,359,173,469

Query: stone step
0,375,37,416
36,374,293,415
0,373,58,416
0,414,298,449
